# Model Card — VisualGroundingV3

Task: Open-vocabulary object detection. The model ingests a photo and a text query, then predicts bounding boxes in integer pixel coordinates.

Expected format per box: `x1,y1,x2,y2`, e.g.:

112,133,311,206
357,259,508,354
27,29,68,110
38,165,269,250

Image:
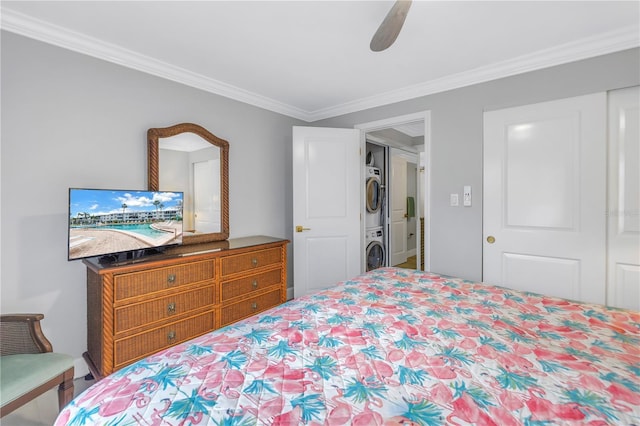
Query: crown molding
2,8,638,123
0,9,311,120
309,25,640,121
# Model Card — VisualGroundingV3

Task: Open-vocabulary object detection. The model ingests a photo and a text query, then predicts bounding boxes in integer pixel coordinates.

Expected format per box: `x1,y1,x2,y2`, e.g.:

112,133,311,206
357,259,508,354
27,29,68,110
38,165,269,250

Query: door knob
295,225,311,232
486,236,496,244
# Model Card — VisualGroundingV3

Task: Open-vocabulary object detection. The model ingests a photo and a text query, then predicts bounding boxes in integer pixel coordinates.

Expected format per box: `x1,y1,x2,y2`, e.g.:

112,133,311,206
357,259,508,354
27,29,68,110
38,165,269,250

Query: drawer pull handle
167,302,176,315
251,302,258,310
252,280,258,289
251,258,258,267
167,274,176,285
168,330,176,341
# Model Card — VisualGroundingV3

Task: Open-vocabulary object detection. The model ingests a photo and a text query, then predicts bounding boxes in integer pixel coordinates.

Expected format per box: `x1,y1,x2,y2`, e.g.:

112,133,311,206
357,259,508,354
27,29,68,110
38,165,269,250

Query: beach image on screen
69,189,183,260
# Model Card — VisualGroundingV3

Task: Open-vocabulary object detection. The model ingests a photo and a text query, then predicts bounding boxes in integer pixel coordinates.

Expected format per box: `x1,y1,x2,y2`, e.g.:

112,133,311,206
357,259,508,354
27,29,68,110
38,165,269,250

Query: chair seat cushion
0,353,74,406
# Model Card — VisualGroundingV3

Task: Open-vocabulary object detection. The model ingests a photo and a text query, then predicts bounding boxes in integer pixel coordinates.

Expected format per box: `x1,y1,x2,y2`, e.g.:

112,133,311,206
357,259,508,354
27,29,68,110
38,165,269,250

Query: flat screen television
68,188,184,263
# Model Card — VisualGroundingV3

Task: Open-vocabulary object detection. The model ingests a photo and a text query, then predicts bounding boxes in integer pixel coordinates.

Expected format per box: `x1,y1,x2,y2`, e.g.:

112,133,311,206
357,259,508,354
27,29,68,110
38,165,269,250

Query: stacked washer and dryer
365,151,386,271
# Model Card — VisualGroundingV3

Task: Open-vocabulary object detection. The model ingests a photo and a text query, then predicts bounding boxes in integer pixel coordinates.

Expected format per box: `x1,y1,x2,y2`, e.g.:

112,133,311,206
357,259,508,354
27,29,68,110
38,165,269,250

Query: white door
390,154,408,266
607,86,640,310
483,92,607,304
293,126,361,298
193,160,219,233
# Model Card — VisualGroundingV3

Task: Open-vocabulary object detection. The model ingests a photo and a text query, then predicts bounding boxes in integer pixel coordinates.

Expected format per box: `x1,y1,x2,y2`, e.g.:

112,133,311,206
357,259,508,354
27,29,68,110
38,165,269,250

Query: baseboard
73,357,89,379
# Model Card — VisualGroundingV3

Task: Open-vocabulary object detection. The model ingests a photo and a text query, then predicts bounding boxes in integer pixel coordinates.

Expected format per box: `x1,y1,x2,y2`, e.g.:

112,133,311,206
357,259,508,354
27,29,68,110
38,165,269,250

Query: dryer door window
366,241,385,271
366,178,381,213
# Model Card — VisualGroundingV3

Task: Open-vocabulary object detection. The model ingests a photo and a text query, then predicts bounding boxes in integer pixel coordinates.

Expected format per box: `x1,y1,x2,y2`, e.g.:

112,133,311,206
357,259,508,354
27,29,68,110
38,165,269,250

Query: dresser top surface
83,235,288,272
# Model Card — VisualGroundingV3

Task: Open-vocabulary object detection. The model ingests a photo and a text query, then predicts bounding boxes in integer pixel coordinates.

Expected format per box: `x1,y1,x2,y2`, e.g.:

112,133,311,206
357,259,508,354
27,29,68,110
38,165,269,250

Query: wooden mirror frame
148,123,229,244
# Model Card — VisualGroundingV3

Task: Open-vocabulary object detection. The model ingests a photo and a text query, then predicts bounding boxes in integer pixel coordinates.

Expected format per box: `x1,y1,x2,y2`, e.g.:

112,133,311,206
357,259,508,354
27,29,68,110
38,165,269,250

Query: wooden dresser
83,236,288,379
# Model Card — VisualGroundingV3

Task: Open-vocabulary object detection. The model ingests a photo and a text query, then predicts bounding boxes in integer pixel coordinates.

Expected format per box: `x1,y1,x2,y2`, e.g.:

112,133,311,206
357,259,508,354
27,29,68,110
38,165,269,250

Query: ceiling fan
370,0,412,52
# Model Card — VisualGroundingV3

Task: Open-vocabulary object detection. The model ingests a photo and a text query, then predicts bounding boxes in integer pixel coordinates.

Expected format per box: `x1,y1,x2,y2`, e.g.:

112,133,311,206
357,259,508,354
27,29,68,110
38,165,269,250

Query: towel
406,196,415,218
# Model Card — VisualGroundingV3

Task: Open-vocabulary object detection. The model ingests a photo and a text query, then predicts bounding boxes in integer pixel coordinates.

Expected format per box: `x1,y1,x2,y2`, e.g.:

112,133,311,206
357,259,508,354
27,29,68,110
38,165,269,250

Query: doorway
356,111,431,272
291,113,431,297
389,150,419,269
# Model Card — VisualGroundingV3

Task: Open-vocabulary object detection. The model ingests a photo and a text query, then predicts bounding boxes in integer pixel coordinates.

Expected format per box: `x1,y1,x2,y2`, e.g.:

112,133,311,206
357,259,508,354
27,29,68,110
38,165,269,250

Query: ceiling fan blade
370,0,412,52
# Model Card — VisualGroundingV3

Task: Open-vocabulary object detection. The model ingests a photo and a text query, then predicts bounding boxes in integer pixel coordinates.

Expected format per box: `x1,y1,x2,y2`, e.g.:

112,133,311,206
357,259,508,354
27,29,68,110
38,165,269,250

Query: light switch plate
463,185,472,206
450,193,459,206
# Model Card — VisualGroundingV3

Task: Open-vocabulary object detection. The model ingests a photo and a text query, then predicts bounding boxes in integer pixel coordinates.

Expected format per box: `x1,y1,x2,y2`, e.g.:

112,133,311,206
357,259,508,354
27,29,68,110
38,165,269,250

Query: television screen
68,188,184,262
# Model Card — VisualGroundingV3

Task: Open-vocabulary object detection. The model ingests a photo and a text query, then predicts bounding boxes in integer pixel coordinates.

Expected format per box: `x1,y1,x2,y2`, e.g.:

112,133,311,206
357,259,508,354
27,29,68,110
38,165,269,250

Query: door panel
502,253,579,300
293,126,361,298
607,86,640,310
504,116,577,230
483,93,606,304
305,237,349,290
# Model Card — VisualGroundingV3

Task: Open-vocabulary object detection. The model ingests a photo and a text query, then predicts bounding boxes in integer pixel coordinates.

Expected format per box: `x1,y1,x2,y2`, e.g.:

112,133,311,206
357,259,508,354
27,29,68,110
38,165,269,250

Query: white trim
423,111,432,273
73,357,89,379
315,26,639,121
356,112,429,132
0,9,309,120
365,134,388,145
357,111,432,273
2,9,638,122
391,147,419,163
367,136,419,154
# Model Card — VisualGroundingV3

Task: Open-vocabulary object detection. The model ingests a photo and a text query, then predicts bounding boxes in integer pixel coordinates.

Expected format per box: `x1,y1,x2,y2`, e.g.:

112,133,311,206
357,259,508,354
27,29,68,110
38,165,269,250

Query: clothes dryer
365,166,383,228
365,226,386,271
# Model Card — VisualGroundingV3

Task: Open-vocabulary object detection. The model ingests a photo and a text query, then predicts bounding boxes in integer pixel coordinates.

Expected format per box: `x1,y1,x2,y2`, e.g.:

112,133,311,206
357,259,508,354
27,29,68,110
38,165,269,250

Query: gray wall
2,29,638,375
1,32,303,375
312,48,640,282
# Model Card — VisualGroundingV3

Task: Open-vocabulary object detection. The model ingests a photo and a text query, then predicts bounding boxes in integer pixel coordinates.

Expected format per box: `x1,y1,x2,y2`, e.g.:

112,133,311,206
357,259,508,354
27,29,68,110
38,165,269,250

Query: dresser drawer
114,286,215,333
221,289,281,326
114,312,214,368
221,269,282,302
221,247,282,276
114,260,215,301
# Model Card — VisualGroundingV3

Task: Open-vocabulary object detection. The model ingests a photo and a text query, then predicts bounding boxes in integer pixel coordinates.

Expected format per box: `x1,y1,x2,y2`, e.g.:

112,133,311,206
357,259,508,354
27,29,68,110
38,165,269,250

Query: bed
56,267,639,425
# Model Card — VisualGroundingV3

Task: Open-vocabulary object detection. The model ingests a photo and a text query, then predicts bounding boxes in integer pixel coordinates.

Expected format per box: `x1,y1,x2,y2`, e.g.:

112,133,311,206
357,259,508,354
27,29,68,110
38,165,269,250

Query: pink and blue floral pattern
56,267,640,425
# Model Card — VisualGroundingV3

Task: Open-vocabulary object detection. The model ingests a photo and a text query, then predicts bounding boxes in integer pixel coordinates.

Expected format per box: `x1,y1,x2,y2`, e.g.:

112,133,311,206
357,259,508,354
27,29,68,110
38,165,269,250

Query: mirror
148,123,229,244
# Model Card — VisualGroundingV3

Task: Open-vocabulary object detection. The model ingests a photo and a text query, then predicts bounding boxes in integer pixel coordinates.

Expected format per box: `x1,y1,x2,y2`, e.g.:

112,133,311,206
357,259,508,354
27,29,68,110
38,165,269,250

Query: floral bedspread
56,267,640,425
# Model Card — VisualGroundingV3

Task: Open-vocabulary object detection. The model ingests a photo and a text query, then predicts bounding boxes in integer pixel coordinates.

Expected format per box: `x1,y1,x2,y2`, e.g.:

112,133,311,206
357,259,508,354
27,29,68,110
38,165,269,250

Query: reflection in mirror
148,123,229,244
160,135,221,233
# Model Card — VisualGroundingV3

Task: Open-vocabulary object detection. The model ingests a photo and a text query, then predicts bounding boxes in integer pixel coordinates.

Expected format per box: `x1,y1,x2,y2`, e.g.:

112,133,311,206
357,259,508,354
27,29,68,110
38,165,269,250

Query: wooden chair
0,314,74,417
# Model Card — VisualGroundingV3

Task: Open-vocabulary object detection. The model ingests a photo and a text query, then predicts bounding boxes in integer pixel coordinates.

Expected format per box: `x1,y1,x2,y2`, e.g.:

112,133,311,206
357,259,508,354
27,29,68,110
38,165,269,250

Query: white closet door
483,93,607,304
607,86,640,310
390,154,408,266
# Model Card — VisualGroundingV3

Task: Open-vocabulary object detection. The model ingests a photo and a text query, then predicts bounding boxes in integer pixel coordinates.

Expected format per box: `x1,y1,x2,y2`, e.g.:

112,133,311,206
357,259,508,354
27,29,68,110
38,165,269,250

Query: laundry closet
364,138,422,272
364,142,387,271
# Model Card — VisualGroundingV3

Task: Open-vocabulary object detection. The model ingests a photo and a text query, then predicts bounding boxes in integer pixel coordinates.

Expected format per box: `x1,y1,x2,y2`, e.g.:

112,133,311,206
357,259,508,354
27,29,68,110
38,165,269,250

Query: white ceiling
2,1,638,122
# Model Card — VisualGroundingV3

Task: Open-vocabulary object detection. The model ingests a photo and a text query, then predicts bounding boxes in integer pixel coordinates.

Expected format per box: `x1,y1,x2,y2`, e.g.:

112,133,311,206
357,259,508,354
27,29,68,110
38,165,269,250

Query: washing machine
365,226,386,271
365,166,383,228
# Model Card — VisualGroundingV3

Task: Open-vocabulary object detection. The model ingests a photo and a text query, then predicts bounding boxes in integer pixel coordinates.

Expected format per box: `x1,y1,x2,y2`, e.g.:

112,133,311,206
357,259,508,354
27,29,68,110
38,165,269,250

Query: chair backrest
0,314,52,356
0,314,74,418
